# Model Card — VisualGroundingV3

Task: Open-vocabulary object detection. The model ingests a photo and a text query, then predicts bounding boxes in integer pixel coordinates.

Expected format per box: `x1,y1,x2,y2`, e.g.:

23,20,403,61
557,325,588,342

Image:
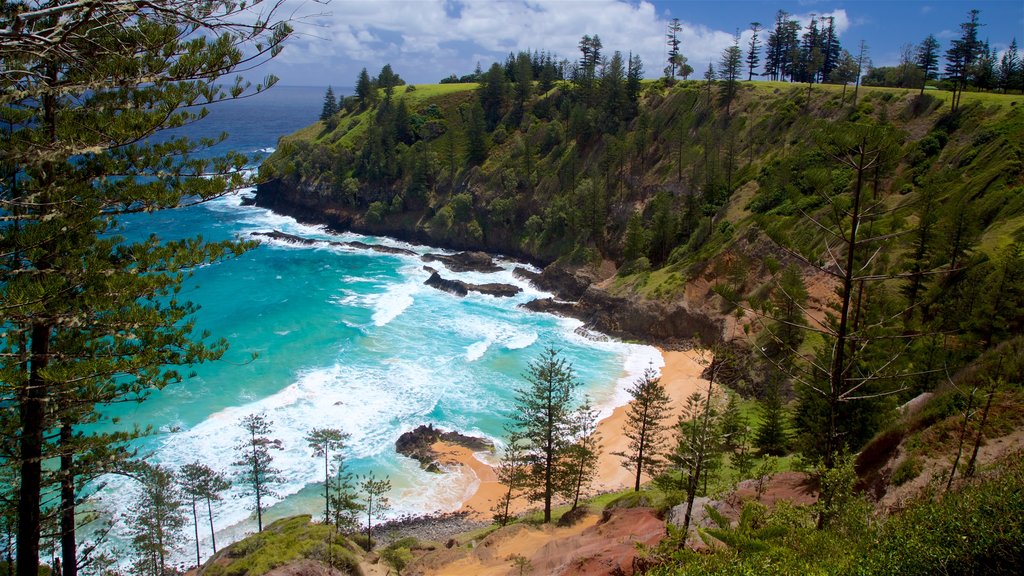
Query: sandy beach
438,348,714,519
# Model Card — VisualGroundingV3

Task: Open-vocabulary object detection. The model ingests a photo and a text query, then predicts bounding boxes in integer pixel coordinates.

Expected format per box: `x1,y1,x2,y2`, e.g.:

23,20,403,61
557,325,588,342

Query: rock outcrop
395,424,494,471
251,230,417,256
421,251,503,273
423,267,521,298
523,285,723,346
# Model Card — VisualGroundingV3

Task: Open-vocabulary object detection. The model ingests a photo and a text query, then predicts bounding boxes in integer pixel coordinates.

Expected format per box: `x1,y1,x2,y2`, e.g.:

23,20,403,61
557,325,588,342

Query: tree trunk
323,452,330,524
18,322,51,576
60,423,77,576
192,498,201,568
965,381,998,477
206,497,218,554
946,386,977,491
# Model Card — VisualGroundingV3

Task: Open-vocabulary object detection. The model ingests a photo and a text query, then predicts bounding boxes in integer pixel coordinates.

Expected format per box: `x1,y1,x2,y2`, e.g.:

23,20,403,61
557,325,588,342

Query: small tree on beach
493,433,530,527
306,427,351,524
234,414,283,532
359,473,392,549
179,462,230,566
559,398,602,510
616,367,672,491
510,348,583,523
128,464,185,576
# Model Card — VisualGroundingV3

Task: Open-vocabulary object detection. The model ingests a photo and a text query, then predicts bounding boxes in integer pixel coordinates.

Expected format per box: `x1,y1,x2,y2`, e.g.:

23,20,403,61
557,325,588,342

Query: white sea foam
368,282,417,326
465,340,490,362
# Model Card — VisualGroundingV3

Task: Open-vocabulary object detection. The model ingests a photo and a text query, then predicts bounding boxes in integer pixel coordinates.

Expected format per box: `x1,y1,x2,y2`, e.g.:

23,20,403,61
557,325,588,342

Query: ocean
97,86,661,563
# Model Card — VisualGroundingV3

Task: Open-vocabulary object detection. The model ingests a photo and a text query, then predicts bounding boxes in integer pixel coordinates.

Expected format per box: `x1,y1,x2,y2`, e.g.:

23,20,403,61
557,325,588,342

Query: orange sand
438,348,713,519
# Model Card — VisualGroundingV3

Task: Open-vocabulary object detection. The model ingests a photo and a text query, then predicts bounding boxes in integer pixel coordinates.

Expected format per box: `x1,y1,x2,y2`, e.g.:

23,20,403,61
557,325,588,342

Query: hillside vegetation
255,73,1024,574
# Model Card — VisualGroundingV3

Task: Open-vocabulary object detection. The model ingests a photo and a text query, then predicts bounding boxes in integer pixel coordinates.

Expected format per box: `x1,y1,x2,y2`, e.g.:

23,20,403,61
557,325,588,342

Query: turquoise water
94,87,661,560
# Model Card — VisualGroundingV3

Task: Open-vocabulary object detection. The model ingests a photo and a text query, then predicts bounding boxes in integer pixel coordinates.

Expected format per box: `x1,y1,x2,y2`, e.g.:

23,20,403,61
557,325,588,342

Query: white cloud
260,0,751,85
253,2,861,86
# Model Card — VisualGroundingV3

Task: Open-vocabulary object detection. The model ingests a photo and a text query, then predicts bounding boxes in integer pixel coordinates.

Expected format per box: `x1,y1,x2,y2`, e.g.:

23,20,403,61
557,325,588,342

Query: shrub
891,455,923,486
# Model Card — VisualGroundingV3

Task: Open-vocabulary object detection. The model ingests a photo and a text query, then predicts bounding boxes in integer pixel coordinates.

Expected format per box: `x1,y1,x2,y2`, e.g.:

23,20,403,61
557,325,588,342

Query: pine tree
719,32,743,114
179,462,230,567
915,35,941,95
718,393,746,450
511,348,583,523
306,428,350,525
493,433,529,526
622,210,650,264
559,399,601,510
359,473,391,549
998,38,1020,94
665,380,720,544
945,9,983,112
666,18,683,82
128,464,185,576
234,414,284,532
616,367,672,491
465,100,488,166
755,382,790,456
746,22,763,81
328,458,362,534
320,86,338,121
0,3,288,574
355,67,374,107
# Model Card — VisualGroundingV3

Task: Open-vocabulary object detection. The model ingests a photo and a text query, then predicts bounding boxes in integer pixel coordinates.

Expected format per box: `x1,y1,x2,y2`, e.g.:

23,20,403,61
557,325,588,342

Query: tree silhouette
306,427,350,525
179,462,230,566
616,367,672,491
234,414,283,532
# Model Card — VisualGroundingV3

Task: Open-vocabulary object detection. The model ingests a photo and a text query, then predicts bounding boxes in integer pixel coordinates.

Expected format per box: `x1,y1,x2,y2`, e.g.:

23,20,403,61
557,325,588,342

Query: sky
260,0,1024,87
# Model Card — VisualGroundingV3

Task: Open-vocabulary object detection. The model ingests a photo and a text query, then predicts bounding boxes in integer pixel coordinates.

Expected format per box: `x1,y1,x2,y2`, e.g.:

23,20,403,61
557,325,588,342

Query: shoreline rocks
423,267,521,298
395,424,494,471
251,230,418,256
421,251,503,273
251,185,725,345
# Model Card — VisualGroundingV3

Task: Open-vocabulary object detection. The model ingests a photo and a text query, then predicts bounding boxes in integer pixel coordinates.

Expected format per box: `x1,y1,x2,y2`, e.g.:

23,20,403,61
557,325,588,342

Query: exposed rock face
395,424,494,470
416,508,667,575
523,286,723,346
421,251,502,273
423,267,521,298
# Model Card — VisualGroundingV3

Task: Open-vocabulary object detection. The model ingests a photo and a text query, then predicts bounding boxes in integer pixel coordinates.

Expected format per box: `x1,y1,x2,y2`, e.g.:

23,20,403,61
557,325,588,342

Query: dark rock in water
251,230,417,256
395,424,494,470
512,266,542,284
423,267,521,298
471,282,522,298
253,230,318,245
239,195,257,207
521,297,576,316
344,240,417,256
422,251,502,273
424,268,469,296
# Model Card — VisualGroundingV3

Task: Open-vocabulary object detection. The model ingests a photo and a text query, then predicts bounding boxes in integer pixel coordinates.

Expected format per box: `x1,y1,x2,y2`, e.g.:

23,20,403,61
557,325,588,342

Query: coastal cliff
257,81,1023,352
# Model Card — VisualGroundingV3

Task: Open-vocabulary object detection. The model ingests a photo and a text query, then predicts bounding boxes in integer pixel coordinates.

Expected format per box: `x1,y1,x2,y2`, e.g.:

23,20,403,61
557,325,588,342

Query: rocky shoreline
373,511,490,547
251,184,725,347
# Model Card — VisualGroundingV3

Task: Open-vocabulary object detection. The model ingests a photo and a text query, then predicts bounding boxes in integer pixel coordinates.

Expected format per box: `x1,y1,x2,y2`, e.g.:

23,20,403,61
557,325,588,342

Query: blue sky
264,0,1024,87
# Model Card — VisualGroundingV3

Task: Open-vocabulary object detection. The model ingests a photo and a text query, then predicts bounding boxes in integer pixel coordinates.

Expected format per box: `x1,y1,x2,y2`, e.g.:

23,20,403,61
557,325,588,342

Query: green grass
203,515,361,576
399,82,477,102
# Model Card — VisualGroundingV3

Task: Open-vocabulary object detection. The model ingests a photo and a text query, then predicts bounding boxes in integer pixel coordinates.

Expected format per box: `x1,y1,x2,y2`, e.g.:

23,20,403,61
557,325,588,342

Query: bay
95,86,661,562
